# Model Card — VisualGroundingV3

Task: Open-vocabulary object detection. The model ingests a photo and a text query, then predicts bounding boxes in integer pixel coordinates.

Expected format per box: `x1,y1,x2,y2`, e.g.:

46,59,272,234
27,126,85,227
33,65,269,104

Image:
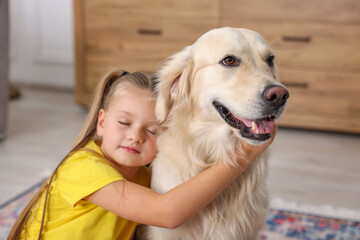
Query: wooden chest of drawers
221,0,360,133
74,0,219,105
74,0,360,133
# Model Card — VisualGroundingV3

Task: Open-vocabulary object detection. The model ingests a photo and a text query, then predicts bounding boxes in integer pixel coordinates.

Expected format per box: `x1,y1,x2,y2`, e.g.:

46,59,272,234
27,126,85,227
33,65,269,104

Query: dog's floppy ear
156,46,194,123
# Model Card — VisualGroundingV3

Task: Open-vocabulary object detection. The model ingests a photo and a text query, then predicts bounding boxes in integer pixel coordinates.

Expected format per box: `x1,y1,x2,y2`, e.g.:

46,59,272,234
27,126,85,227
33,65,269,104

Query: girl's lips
121,146,140,154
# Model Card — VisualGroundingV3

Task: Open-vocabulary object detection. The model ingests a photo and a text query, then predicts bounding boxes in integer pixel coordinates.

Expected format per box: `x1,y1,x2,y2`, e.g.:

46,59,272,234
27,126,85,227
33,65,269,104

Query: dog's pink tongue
257,119,275,134
242,119,253,128
243,119,274,134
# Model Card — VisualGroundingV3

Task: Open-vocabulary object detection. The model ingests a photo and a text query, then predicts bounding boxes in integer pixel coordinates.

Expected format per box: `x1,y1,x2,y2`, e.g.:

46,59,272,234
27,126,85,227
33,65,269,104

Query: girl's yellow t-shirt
21,140,150,240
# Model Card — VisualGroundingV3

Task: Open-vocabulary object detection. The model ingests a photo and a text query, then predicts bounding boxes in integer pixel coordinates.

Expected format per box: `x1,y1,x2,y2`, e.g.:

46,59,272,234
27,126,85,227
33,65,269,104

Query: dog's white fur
147,27,287,240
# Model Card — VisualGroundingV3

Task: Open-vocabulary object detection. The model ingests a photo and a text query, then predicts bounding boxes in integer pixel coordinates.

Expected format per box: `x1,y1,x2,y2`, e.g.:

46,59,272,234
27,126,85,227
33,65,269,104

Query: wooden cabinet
221,0,360,133
74,0,360,133
74,0,219,105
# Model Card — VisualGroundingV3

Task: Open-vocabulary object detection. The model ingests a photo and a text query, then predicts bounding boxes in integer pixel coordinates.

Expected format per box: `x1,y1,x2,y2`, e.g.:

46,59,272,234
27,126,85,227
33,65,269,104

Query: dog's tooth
251,121,256,131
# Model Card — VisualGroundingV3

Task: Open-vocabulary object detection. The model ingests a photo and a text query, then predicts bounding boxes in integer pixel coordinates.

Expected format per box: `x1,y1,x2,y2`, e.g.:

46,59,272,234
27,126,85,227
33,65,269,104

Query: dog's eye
266,55,275,67
221,56,240,67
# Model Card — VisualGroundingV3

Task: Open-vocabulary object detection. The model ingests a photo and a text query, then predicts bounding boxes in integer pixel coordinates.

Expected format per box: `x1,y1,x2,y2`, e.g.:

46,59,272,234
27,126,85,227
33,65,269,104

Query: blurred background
1,0,360,221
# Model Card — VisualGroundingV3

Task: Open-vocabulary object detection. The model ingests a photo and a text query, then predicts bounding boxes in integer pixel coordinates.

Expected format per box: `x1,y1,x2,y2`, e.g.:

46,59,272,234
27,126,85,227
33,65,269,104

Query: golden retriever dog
147,27,289,240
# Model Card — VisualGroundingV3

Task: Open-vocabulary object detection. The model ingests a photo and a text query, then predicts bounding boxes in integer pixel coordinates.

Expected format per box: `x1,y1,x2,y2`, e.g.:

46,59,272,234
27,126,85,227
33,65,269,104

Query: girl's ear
96,109,106,137
156,46,194,123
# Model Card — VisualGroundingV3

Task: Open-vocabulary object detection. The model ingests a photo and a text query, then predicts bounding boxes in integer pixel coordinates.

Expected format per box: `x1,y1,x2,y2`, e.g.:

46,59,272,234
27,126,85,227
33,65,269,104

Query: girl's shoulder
59,140,119,178
72,140,103,157
53,140,125,207
65,140,104,164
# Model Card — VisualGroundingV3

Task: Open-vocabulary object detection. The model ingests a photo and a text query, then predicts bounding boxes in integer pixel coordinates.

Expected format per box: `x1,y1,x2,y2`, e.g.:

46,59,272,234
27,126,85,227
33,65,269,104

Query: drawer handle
283,82,308,89
137,29,162,36
282,36,311,43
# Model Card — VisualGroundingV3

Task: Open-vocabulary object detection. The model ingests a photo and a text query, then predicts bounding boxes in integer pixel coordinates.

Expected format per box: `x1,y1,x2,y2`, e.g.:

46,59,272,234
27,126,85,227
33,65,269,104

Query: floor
1,87,360,220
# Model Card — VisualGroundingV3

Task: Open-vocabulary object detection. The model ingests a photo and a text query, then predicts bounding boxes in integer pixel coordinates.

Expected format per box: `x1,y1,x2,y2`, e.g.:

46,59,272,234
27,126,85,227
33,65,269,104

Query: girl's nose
127,130,144,143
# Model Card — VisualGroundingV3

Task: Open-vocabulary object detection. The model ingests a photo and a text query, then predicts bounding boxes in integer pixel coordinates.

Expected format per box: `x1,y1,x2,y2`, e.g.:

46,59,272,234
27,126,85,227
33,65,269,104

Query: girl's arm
86,127,277,229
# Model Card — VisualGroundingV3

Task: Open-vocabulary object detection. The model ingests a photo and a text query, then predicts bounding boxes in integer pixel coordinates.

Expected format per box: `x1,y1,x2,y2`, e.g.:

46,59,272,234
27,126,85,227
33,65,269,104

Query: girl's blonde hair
7,69,157,240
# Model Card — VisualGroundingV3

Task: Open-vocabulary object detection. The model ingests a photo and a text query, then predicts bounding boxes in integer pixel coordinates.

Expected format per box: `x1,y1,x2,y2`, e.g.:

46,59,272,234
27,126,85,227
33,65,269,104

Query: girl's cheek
149,140,158,152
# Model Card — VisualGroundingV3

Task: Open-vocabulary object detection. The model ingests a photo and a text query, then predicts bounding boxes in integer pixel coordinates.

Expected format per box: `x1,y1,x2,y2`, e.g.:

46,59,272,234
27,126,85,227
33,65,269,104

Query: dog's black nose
262,85,289,108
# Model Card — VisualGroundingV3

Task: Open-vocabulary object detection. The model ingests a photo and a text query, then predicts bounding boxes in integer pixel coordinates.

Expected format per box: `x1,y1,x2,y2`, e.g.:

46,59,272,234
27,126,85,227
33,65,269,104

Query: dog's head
156,27,289,145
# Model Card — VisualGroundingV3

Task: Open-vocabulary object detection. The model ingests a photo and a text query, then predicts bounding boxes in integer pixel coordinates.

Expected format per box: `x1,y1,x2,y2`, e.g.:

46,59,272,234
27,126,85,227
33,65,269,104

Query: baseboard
270,197,360,221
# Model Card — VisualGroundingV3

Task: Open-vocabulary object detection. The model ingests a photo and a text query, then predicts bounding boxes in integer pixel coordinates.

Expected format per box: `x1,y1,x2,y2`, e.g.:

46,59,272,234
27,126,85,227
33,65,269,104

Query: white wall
10,0,74,89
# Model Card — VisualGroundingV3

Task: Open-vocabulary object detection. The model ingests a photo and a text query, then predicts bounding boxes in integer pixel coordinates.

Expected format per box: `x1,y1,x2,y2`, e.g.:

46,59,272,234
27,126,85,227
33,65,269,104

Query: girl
8,69,277,240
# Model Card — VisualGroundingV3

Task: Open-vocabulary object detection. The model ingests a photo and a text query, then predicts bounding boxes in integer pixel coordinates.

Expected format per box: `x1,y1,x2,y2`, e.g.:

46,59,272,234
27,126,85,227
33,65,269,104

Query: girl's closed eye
146,129,157,135
118,121,130,126
146,127,159,136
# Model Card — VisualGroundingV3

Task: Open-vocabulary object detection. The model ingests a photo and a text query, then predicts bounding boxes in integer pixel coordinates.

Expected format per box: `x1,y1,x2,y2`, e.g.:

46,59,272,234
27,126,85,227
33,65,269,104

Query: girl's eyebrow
115,111,132,116
115,110,159,125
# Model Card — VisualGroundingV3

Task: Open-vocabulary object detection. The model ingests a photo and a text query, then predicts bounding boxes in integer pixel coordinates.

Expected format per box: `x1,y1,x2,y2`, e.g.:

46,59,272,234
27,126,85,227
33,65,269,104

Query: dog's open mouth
213,101,275,141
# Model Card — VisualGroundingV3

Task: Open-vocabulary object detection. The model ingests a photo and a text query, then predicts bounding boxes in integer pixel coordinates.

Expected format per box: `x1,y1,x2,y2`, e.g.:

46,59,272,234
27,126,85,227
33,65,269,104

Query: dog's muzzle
213,101,275,142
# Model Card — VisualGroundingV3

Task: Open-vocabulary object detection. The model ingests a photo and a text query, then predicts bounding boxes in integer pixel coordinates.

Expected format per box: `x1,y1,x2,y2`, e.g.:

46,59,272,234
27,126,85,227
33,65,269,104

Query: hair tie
119,71,129,78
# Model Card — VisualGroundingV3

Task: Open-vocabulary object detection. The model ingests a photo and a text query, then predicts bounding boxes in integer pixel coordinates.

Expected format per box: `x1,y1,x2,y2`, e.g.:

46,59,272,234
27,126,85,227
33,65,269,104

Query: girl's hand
235,124,278,170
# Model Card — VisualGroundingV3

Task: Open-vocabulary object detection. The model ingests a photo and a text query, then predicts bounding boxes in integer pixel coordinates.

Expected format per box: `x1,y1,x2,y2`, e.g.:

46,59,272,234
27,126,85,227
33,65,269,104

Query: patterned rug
1,182,359,240
260,210,360,240
0,181,44,239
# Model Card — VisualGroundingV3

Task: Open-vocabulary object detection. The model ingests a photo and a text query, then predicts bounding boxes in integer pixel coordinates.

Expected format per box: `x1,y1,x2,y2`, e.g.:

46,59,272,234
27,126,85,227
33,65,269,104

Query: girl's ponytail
71,69,129,152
